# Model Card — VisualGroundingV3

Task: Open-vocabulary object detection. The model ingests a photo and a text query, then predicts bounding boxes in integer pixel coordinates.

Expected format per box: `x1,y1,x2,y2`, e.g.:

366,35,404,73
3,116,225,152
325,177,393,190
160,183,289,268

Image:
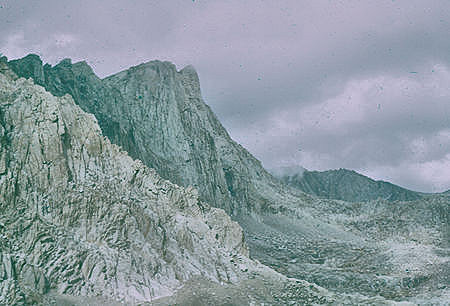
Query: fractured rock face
0,67,252,304
7,56,281,216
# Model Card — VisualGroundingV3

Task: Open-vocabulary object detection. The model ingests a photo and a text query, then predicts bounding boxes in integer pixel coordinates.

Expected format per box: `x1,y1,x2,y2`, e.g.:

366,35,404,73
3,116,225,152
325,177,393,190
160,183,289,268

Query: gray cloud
1,0,449,192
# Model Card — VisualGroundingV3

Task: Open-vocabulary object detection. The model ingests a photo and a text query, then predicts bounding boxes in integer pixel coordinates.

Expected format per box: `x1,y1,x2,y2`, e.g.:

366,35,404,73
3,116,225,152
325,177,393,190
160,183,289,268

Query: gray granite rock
0,66,272,304
7,56,281,216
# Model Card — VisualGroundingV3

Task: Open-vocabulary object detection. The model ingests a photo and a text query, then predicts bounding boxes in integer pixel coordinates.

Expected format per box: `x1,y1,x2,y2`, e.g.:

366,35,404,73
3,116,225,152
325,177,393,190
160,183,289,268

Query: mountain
0,62,344,305
6,54,277,216
4,54,449,304
273,168,424,202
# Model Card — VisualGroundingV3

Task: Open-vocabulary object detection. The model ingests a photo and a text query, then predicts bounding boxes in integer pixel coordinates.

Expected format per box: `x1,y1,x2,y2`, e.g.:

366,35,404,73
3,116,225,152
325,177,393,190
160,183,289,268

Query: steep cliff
7,55,277,216
274,168,424,202
0,62,247,303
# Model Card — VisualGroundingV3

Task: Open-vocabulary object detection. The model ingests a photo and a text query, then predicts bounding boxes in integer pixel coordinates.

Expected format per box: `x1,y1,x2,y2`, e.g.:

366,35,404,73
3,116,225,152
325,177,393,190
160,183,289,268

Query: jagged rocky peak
7,53,45,85
0,66,250,304
104,60,201,93
107,60,180,83
53,58,97,76
5,54,281,216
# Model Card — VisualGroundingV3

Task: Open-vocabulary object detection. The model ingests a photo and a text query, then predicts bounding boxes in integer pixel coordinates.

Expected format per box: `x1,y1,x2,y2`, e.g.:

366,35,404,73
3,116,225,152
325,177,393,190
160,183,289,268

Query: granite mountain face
2,55,450,304
7,54,277,216
0,63,250,304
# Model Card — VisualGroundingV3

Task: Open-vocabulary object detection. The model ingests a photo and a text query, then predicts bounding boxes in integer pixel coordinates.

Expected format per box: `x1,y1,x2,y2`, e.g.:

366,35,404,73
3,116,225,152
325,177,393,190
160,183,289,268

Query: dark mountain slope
275,168,424,202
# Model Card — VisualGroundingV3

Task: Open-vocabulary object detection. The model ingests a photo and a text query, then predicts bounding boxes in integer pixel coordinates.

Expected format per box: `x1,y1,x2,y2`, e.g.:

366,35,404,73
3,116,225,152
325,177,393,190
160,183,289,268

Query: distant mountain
273,168,424,202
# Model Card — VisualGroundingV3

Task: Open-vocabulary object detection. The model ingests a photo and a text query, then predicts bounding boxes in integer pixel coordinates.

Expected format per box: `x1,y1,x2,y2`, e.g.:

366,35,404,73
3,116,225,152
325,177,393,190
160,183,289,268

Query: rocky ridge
0,64,349,305
273,168,424,202
3,54,450,304
0,63,245,304
6,54,264,215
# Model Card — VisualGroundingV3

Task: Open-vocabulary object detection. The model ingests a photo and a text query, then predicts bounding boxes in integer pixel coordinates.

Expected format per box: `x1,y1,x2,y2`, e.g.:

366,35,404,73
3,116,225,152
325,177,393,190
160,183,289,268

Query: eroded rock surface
0,66,266,305
6,54,282,216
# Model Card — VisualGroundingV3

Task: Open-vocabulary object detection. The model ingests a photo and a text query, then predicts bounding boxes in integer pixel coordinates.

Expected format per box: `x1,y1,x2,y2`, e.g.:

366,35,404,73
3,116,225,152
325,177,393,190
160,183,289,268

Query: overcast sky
1,0,449,192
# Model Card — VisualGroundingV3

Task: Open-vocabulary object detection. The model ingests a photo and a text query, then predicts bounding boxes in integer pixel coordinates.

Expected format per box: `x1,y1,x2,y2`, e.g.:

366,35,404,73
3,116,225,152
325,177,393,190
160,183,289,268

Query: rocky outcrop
0,65,263,304
274,168,424,202
6,55,286,216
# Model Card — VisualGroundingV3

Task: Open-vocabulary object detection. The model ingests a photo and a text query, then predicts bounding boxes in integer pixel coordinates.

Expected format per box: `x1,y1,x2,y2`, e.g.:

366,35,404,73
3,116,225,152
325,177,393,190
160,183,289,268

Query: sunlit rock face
4,55,450,304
